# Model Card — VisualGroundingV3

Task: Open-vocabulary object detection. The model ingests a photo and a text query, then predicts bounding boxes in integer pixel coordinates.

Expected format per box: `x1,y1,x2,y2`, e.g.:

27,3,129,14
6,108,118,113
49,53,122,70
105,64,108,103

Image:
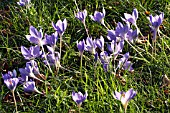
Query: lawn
0,0,170,112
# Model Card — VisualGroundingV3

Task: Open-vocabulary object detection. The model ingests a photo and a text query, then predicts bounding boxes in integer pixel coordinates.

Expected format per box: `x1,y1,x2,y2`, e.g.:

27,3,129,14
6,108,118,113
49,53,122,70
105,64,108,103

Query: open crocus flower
126,29,139,43
52,19,67,36
24,80,43,94
122,8,138,26
148,13,164,41
96,36,104,51
89,8,106,25
85,37,97,54
21,45,42,60
75,9,87,24
113,88,137,111
26,26,46,46
72,91,88,107
44,31,58,47
107,30,117,42
77,39,85,56
4,78,19,91
17,0,31,6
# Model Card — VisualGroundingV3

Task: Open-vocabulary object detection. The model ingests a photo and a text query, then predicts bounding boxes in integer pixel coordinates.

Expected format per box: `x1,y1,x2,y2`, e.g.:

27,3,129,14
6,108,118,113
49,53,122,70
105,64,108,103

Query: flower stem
59,34,62,59
80,54,83,75
12,90,18,113
41,45,53,73
83,23,89,37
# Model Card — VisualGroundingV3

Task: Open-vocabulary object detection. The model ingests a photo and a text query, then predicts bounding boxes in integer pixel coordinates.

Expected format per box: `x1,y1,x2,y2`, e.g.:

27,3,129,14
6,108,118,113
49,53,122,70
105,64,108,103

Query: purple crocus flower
148,13,164,41
4,78,19,91
77,39,85,56
96,36,104,51
117,52,134,72
52,19,67,36
17,0,31,6
21,45,42,60
122,8,138,26
89,8,106,25
85,37,97,54
26,26,46,46
19,61,43,82
72,91,88,106
44,31,58,47
24,80,43,94
75,9,87,24
115,22,130,40
107,40,124,59
107,30,117,41
113,88,137,110
126,29,139,43
2,70,17,80
43,52,60,67
100,51,110,72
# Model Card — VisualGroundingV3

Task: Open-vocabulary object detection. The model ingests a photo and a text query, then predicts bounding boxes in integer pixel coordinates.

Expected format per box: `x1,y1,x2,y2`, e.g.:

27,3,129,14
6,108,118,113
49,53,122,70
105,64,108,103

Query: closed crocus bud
75,9,87,24
77,39,85,56
52,19,67,36
24,80,43,94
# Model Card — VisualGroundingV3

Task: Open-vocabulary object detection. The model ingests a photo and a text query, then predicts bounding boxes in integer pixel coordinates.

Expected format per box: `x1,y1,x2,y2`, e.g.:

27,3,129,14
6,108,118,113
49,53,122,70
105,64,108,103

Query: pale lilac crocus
126,29,139,43
26,26,46,46
113,88,137,112
107,40,124,59
75,9,87,24
77,39,85,56
122,8,138,26
52,18,67,36
100,51,110,72
96,36,104,51
148,13,164,41
21,45,42,60
117,52,134,72
89,8,106,25
24,80,43,94
107,30,117,42
2,70,17,80
17,0,31,6
4,78,19,91
85,37,97,54
72,91,88,107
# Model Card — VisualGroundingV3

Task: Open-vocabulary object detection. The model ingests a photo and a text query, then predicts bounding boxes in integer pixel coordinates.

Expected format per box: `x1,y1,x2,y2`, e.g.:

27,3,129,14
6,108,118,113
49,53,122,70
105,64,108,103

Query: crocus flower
107,40,124,59
115,22,130,40
75,9,87,24
107,30,117,42
26,26,46,46
19,61,43,82
72,91,88,107
117,52,134,72
44,31,58,47
4,78,19,91
2,70,17,80
52,18,67,36
89,8,106,25
17,0,31,6
43,52,60,67
85,37,97,54
96,36,104,51
24,80,43,94
126,29,139,43
122,8,138,26
100,51,110,72
77,39,85,56
113,88,137,111
148,13,164,41
21,45,42,60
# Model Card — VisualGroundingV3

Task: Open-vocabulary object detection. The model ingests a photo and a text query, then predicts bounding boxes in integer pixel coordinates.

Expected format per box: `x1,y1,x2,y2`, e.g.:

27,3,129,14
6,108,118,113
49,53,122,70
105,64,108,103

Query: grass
0,0,170,112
